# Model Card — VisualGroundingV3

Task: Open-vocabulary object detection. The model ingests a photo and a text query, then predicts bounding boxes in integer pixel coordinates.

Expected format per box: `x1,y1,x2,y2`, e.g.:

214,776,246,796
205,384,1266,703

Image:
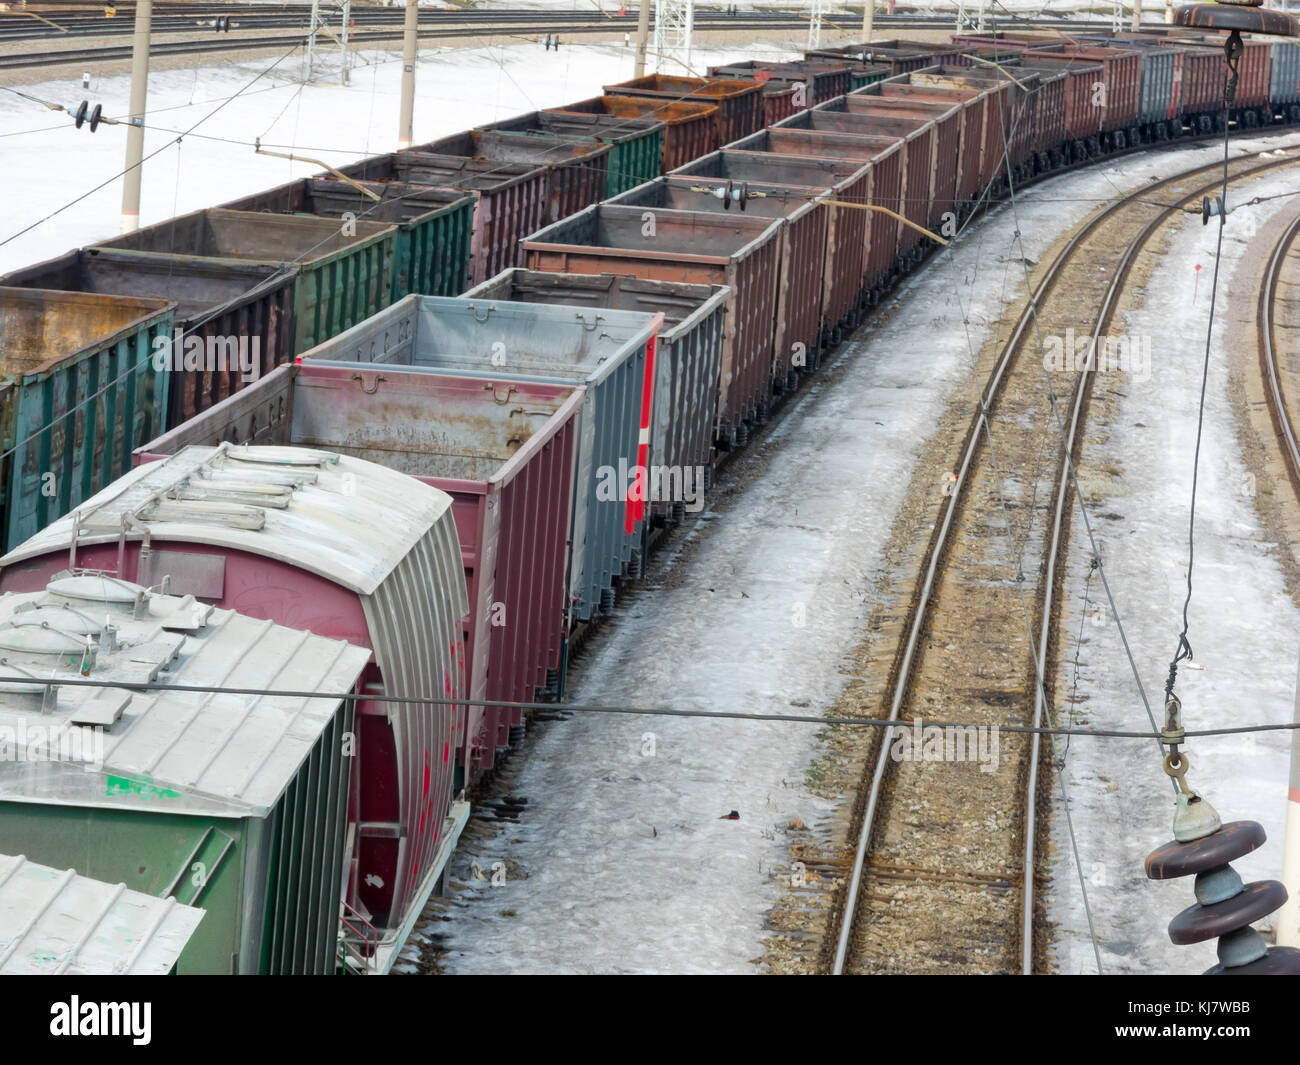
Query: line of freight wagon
1,28,1298,974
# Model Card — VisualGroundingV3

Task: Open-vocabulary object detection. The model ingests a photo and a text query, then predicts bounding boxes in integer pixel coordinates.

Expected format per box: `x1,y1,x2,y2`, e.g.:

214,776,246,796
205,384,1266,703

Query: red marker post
1194,262,1202,302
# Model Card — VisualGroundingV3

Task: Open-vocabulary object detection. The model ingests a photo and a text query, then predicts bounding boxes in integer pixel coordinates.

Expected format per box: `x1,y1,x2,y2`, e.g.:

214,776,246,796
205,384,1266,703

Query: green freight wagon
90,208,398,355
479,110,666,198
220,176,474,304
0,574,371,974
0,853,205,974
0,286,174,553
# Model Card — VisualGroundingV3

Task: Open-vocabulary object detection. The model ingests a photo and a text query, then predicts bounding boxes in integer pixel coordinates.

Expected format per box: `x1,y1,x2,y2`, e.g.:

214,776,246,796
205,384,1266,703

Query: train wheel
1112,130,1126,151
786,369,799,392
735,422,749,448
1243,109,1258,129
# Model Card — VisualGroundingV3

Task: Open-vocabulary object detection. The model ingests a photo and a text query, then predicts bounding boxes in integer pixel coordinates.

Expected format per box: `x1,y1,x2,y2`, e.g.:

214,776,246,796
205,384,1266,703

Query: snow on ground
417,136,1300,975
1048,158,1300,975
0,39,806,275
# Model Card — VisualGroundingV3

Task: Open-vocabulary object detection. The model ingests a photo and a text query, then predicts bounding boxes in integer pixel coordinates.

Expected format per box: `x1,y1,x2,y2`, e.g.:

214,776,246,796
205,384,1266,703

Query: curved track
1259,209,1300,502
826,149,1300,976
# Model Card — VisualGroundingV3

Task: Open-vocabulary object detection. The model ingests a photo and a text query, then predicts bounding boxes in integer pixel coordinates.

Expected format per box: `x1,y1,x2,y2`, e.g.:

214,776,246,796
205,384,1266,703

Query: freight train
1,26,1298,972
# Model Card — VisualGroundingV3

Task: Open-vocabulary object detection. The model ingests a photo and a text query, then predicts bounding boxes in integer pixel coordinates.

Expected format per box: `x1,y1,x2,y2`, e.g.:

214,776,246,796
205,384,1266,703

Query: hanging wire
1164,34,1242,708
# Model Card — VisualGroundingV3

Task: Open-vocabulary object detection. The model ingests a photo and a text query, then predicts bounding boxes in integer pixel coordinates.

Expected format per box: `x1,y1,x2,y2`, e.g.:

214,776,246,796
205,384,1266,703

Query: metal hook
1224,29,1244,107
574,313,600,331
352,373,386,395
483,383,517,405
470,303,495,324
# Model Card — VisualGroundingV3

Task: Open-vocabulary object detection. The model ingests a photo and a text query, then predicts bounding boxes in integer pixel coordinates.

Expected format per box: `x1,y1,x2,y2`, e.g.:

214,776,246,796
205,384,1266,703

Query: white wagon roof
0,574,371,817
0,443,454,596
0,853,204,975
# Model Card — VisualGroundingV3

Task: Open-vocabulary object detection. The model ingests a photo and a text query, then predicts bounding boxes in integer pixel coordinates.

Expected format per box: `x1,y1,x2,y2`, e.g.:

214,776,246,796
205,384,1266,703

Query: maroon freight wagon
910,66,1046,185
821,93,964,232
873,76,1015,192
339,150,549,287
1023,45,1142,148
0,442,471,972
1176,38,1272,128
671,149,872,346
708,59,855,106
860,77,998,204
774,109,936,263
129,363,582,772
726,126,906,301
415,129,610,226
608,176,826,390
952,36,1112,157
0,249,297,430
757,80,802,127
560,95,719,171
605,74,766,144
522,204,782,445
807,40,963,76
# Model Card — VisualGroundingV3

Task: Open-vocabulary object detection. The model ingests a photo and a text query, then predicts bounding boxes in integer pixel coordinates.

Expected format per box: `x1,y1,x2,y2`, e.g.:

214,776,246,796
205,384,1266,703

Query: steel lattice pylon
808,0,826,48
955,0,987,32
653,0,694,74
304,0,352,85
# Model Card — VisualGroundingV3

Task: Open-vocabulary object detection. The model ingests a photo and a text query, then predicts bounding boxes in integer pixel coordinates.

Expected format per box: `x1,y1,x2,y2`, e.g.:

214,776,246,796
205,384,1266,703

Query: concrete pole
861,0,873,43
119,0,151,234
340,0,351,86
1131,0,1141,32
1279,654,1300,947
633,0,650,77
398,0,418,148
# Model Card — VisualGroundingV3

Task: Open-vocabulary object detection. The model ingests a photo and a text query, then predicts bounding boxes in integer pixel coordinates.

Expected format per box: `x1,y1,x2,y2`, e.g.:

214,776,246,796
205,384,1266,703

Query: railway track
1258,208,1300,506
824,149,1300,976
0,7,1142,60
0,17,817,70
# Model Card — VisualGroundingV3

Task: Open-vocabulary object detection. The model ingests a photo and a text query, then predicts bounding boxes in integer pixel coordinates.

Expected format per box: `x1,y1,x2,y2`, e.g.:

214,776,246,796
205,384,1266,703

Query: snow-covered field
0,40,805,275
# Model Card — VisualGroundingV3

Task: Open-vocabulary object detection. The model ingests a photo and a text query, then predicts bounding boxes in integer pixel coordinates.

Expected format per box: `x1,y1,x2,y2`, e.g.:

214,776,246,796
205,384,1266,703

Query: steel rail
1258,209,1300,501
829,149,1300,976
0,17,816,68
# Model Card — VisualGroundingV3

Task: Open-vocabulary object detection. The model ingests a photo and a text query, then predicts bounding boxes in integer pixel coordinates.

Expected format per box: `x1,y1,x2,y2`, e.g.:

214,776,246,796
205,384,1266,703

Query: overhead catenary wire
1164,40,1241,712
1,671,1298,738
0,38,307,252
